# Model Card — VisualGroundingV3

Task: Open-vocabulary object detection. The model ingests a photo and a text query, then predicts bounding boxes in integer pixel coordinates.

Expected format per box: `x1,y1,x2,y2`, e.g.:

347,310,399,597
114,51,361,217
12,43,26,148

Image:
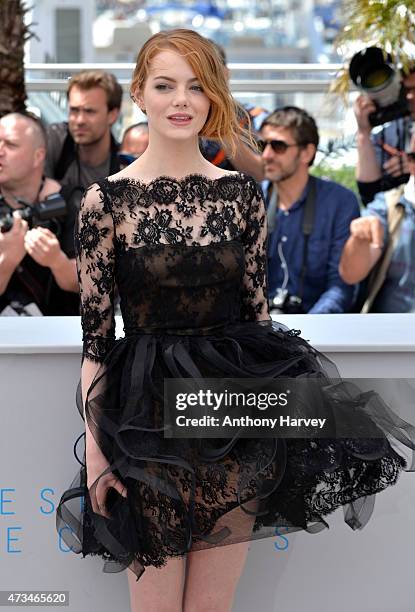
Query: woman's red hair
130,29,254,154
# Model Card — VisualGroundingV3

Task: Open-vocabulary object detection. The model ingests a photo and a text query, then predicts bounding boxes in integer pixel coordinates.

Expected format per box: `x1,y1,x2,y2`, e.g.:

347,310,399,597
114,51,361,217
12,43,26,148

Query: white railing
25,63,352,94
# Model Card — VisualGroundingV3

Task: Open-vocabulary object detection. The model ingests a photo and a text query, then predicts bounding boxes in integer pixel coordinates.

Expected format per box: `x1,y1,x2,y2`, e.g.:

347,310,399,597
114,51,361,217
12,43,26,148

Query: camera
0,192,67,233
269,288,305,315
349,46,411,127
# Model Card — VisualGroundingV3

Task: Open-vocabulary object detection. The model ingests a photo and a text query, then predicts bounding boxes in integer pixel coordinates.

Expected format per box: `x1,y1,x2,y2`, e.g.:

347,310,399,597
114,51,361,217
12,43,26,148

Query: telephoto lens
349,46,410,126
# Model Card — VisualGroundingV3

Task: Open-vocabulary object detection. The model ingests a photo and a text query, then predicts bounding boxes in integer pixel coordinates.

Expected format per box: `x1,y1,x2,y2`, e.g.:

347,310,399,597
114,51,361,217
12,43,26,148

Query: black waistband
124,322,228,337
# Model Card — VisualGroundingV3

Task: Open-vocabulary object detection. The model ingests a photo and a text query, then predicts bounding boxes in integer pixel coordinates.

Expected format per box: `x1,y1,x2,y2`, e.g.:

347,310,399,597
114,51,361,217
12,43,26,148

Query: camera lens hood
349,46,394,86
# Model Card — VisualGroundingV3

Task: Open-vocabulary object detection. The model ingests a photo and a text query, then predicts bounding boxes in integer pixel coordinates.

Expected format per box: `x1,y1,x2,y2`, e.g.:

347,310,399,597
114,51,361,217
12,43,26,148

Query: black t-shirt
45,122,123,190
0,187,80,316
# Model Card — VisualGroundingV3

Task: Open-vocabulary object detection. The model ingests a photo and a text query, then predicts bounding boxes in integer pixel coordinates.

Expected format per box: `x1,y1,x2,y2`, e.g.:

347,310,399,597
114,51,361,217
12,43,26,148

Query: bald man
0,112,79,315
120,122,149,158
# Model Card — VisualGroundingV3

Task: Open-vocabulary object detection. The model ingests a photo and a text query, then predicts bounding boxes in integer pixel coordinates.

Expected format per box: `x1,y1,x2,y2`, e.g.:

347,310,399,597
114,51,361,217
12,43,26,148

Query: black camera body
269,288,305,315
0,193,67,233
349,46,411,127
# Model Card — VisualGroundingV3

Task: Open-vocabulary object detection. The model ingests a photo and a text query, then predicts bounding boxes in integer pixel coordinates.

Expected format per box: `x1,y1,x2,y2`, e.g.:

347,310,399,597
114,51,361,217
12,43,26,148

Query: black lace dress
57,173,415,580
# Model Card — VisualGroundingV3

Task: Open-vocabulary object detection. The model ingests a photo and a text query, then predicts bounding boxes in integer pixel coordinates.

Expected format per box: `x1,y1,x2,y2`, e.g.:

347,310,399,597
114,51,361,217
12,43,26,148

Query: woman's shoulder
77,180,115,217
86,170,260,210
103,167,250,186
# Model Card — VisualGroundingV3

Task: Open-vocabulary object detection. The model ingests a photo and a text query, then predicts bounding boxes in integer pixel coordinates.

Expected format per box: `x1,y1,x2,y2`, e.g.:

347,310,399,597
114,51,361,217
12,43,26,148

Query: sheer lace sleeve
240,178,270,322
75,182,115,363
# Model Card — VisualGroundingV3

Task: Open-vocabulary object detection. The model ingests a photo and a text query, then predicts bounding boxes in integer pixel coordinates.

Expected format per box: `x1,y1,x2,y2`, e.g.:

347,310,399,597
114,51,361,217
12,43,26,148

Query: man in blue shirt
260,106,360,314
339,139,415,312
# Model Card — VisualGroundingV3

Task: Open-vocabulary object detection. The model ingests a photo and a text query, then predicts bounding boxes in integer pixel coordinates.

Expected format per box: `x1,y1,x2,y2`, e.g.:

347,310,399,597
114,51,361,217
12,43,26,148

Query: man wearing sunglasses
339,136,415,313
260,106,360,314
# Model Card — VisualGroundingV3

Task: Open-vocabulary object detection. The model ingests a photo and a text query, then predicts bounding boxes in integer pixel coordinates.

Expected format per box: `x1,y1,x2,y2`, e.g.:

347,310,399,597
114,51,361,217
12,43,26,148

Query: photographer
260,107,359,314
0,113,79,316
120,122,149,158
352,48,415,205
339,132,415,313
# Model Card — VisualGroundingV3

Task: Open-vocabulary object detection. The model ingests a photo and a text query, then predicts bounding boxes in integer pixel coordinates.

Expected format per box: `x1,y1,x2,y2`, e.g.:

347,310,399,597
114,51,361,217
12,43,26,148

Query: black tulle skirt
57,321,415,580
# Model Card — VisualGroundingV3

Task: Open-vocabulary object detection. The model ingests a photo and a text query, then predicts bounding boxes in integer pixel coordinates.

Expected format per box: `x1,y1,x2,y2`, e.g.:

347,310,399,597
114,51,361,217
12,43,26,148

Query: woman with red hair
58,29,415,612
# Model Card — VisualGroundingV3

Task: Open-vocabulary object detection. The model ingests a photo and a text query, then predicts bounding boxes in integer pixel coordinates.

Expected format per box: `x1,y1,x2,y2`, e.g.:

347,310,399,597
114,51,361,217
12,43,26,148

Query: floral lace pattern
75,173,268,362
58,171,411,579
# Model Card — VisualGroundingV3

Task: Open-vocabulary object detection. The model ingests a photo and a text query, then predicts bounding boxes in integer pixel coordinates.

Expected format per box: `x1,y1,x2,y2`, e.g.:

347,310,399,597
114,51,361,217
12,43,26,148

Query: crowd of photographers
0,43,414,317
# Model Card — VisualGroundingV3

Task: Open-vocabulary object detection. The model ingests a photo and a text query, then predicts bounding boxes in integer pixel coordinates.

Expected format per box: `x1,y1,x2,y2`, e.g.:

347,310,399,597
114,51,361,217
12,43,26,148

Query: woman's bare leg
183,539,251,612
127,555,186,612
183,506,255,612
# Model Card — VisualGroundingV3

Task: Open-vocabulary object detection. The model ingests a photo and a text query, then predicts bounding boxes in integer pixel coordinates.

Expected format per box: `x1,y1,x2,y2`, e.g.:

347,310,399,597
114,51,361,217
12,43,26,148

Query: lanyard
267,186,279,234
268,176,317,299
0,176,45,209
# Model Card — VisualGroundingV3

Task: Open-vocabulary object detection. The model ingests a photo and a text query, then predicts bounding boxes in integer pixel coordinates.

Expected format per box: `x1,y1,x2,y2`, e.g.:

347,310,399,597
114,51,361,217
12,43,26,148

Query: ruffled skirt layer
57,321,415,579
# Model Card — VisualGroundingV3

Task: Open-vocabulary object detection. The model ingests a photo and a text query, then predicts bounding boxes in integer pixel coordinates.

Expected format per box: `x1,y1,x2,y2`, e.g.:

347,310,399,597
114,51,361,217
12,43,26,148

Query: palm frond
0,1,36,116
331,0,415,96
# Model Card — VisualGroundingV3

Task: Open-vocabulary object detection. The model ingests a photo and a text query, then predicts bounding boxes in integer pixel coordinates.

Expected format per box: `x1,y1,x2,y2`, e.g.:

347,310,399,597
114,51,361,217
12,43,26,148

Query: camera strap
268,176,317,299
0,176,45,211
298,176,317,299
36,176,45,202
266,185,279,234
361,186,405,313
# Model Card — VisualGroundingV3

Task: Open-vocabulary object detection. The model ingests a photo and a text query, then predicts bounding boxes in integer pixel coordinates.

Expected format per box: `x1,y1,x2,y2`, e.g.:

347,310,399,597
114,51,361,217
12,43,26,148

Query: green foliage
311,163,359,197
331,0,415,97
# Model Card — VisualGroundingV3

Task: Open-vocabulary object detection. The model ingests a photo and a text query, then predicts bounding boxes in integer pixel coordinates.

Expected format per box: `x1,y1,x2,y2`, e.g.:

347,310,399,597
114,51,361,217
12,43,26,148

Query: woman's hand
86,447,127,518
82,359,127,518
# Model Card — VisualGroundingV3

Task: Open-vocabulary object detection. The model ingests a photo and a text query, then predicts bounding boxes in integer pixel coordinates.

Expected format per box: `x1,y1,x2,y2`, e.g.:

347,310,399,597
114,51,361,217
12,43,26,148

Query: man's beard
70,130,105,148
266,157,301,184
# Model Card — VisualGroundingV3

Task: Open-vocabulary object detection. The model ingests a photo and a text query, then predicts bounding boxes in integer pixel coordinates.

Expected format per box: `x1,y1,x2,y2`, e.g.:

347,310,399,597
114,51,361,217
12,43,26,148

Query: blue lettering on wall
0,489,15,515
40,488,55,515
58,527,75,553
274,526,289,551
7,527,22,553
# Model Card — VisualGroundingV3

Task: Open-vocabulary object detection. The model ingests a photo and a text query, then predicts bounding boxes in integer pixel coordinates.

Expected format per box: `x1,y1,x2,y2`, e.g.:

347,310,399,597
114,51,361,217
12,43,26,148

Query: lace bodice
61,173,412,578
75,172,270,363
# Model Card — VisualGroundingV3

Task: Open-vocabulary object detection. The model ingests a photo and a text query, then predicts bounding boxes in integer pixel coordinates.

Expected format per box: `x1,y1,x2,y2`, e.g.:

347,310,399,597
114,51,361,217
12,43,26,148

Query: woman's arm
76,184,125,515
240,178,270,321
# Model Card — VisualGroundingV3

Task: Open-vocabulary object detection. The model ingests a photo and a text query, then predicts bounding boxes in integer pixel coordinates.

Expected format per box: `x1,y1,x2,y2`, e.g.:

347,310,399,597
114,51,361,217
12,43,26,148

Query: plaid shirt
364,190,415,312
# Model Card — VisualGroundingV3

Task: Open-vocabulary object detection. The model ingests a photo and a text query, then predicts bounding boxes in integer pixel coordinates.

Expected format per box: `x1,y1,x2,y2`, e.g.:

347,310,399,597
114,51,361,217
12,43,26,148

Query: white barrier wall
1,314,414,612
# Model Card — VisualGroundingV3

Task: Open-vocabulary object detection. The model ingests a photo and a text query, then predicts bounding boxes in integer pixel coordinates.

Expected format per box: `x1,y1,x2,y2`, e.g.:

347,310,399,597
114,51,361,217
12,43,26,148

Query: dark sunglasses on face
257,139,302,154
406,152,415,162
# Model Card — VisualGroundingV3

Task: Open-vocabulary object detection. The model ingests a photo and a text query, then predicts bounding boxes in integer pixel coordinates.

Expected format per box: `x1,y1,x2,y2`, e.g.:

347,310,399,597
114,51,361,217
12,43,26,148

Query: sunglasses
257,139,302,154
407,152,415,162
